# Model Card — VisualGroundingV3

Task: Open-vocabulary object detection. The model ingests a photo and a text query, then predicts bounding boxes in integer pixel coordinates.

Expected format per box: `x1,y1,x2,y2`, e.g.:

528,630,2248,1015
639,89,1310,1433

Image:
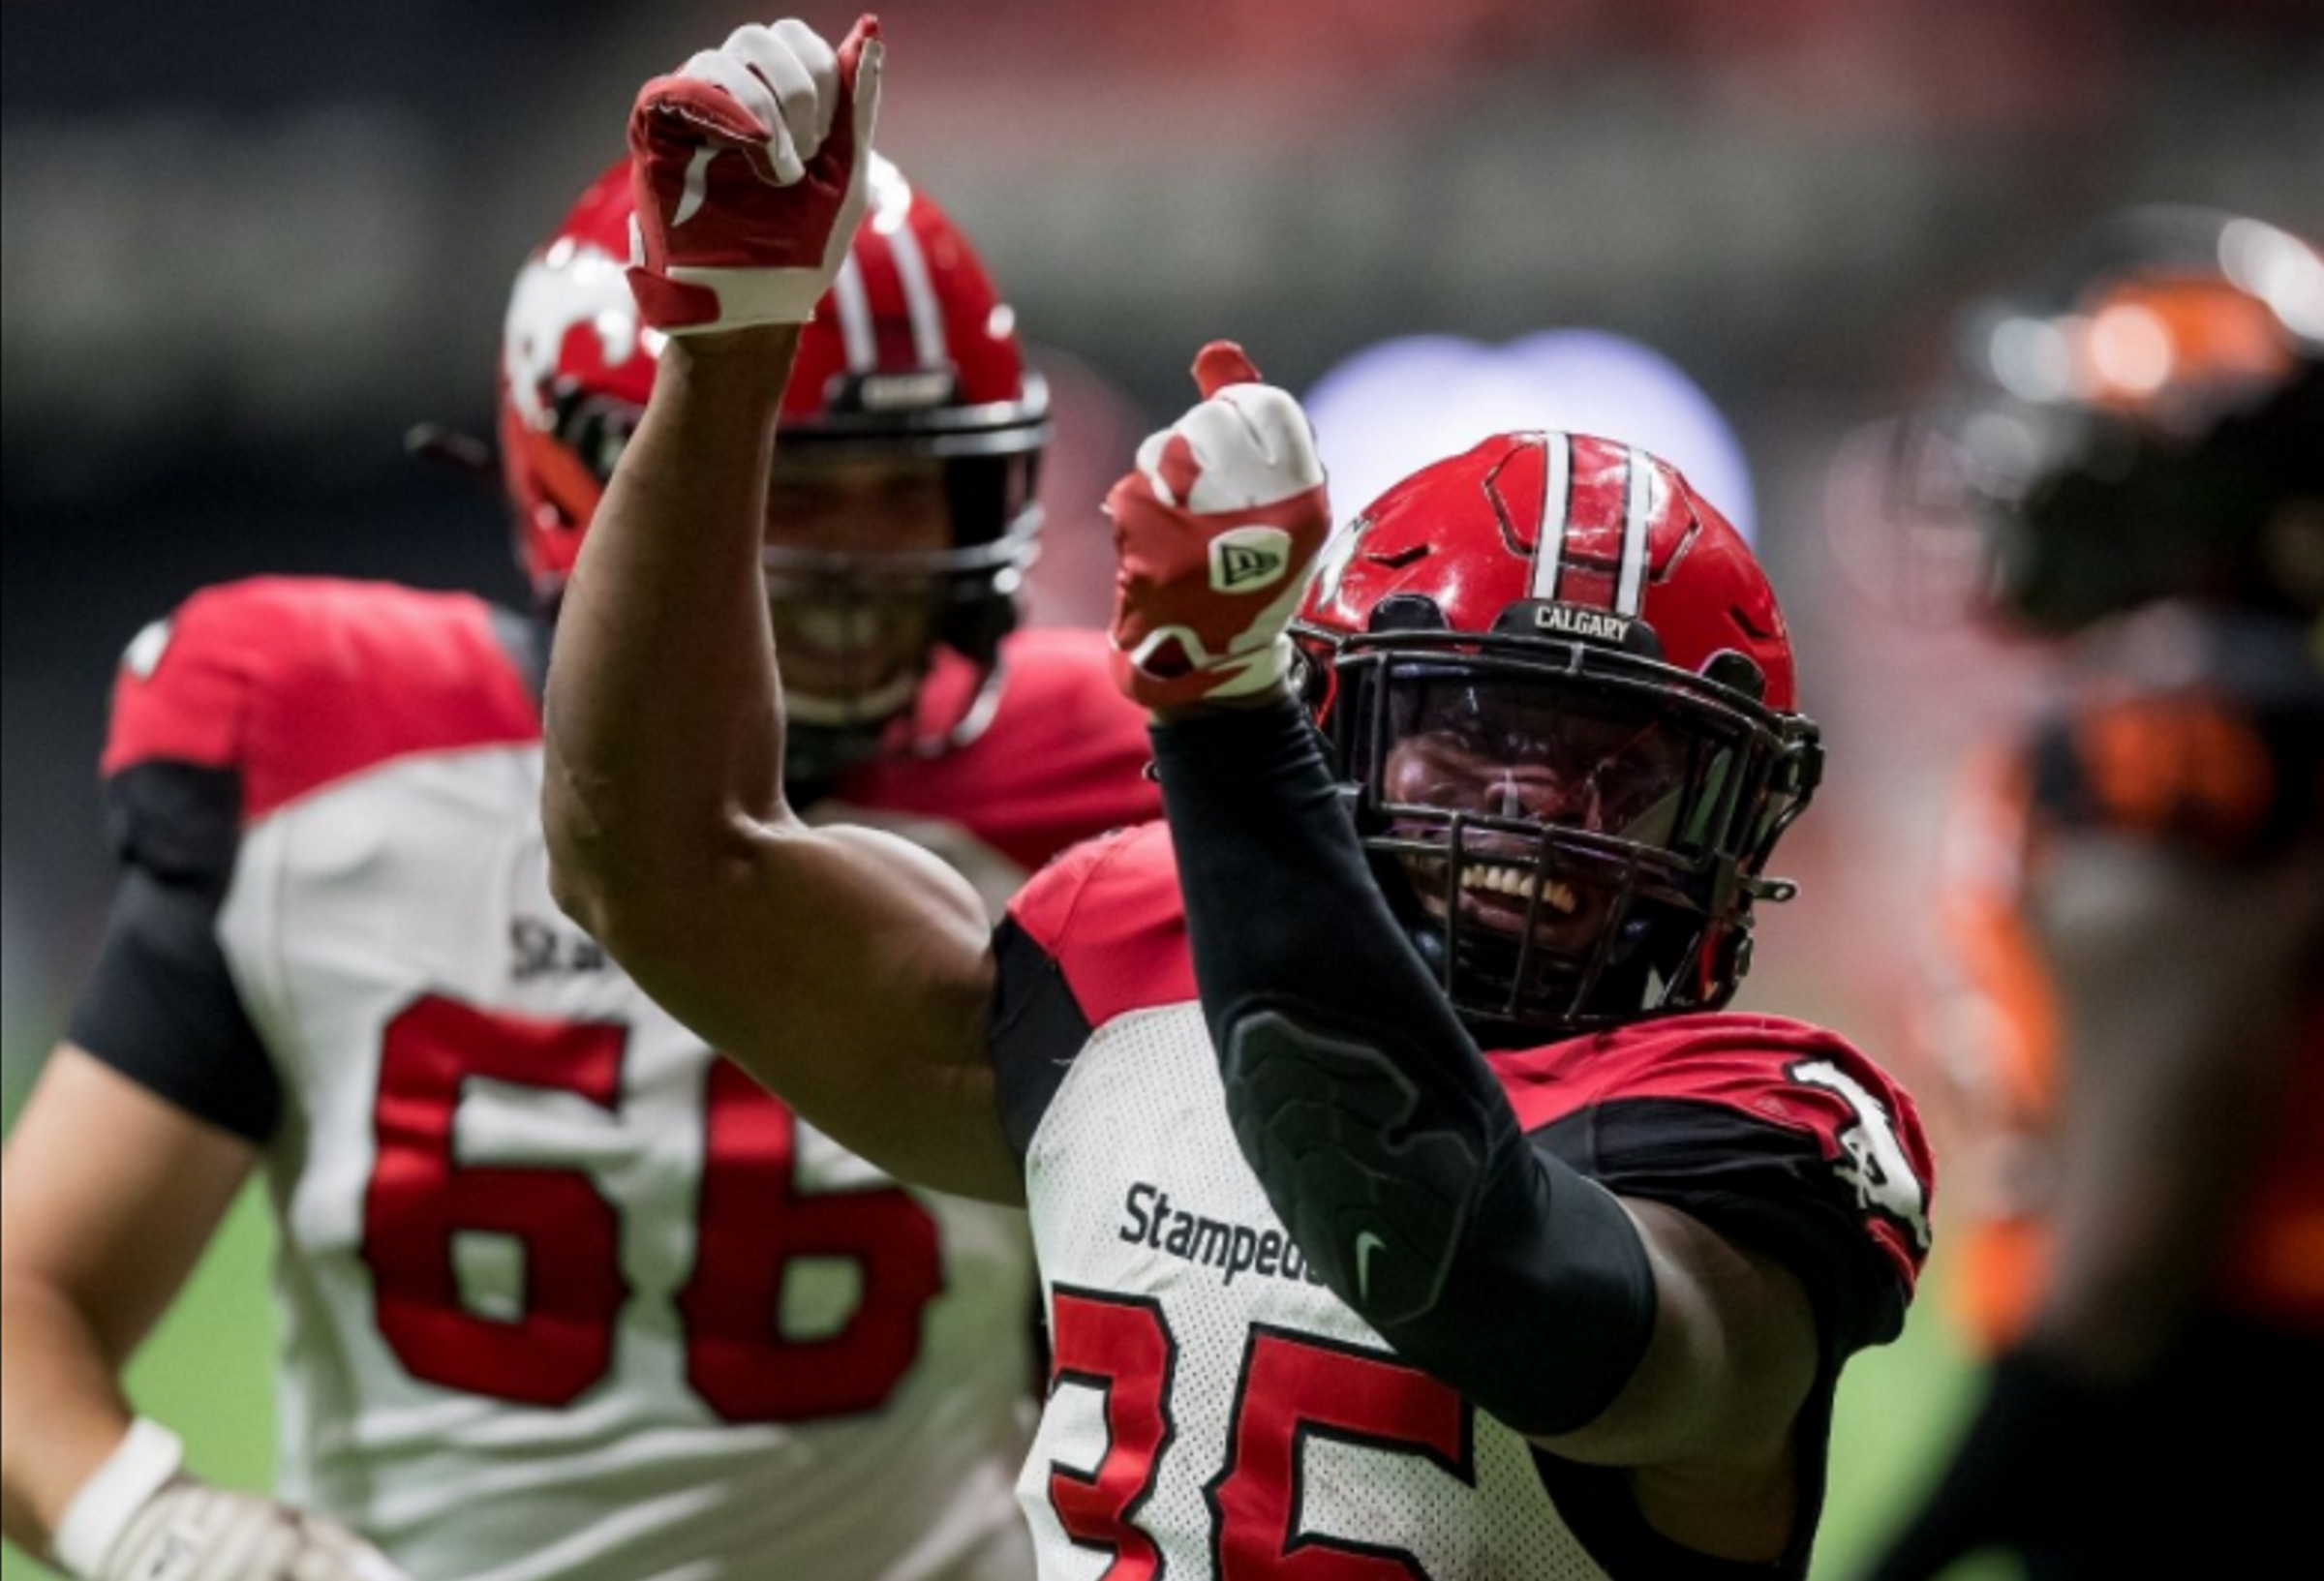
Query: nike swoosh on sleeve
1355,1231,1387,1302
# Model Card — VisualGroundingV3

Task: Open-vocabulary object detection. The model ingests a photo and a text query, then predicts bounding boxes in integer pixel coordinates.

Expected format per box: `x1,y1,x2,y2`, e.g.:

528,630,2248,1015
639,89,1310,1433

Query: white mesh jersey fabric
1017,1001,1615,1581
216,742,1036,1581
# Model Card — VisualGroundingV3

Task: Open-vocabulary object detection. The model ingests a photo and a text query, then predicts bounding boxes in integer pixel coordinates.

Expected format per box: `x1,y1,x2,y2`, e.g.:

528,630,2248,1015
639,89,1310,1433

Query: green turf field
0,1064,2017,1581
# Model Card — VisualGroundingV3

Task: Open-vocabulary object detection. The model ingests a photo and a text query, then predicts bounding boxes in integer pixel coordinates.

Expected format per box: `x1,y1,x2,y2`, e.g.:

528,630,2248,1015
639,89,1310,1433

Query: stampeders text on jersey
1118,1182,1330,1289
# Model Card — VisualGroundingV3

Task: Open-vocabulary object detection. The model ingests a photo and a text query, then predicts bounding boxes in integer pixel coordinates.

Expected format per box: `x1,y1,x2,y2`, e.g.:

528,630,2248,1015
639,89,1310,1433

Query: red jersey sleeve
76,582,287,1136
99,584,265,880
990,824,1195,1158
102,577,539,830
76,579,540,1142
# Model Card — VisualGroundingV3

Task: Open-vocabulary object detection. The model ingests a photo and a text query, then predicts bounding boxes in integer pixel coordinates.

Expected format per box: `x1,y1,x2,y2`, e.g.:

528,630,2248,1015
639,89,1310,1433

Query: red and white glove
626,15,884,335
1109,343,1333,713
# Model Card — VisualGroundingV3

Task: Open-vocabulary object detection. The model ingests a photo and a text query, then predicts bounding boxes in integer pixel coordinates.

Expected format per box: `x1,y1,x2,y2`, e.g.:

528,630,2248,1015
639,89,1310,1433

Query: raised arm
541,17,1013,1202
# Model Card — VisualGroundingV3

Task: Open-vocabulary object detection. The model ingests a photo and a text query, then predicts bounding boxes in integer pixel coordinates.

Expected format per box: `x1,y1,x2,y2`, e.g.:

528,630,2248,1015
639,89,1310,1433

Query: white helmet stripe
881,209,949,371
1616,449,1655,616
1527,432,1574,601
831,253,875,372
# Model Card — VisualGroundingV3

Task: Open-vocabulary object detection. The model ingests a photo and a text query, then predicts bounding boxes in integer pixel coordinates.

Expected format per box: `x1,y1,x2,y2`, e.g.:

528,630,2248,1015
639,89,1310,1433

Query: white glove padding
627,15,884,334
1108,342,1333,712
89,1484,410,1581
53,1422,409,1581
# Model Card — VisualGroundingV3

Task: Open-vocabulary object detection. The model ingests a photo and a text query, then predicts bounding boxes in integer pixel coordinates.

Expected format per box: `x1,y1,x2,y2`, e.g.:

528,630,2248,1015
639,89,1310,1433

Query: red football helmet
499,156,1050,769
1294,432,1823,1033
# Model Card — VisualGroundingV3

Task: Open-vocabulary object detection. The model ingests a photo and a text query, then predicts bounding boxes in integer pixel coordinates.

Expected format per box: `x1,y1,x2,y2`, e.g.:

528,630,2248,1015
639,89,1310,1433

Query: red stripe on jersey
838,628,1162,873
102,578,540,824
1005,822,1196,1029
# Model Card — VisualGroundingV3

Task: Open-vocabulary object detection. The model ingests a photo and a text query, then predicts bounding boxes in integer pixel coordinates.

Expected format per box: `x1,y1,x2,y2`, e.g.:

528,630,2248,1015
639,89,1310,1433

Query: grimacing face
762,452,953,717
1379,676,1693,951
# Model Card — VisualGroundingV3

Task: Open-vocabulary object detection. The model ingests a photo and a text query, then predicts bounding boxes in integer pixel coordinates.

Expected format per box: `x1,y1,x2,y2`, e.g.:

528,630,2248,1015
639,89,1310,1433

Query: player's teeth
1455,865,1578,914
1450,865,1580,916
791,609,868,649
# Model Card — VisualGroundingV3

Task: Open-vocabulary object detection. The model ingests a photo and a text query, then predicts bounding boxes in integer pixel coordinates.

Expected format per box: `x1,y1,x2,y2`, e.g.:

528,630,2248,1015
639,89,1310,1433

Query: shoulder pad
1006,823,1193,1028
102,579,539,823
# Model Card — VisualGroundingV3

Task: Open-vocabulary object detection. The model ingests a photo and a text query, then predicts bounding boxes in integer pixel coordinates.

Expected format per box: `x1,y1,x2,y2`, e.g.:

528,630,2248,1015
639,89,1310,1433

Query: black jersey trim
68,866,281,1143
69,761,279,1142
989,915,1094,1161
101,762,241,889
1521,1099,1864,1577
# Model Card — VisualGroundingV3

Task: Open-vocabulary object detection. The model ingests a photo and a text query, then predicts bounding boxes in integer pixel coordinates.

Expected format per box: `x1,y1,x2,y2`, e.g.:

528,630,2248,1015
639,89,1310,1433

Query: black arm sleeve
64,763,281,1142
1151,696,1655,1436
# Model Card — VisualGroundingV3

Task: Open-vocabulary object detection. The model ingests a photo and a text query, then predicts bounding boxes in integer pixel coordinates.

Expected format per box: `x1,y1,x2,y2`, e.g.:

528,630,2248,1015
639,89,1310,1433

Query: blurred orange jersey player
1867,205,2324,1581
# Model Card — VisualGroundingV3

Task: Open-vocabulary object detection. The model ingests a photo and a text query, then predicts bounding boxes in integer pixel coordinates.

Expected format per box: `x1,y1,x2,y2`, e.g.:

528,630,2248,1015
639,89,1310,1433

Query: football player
1863,209,2324,1580
544,19,1936,1577
0,116,1159,1581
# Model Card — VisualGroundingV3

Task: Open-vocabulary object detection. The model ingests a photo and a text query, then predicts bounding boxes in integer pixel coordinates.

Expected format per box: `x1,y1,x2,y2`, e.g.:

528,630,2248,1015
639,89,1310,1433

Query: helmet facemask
1295,429,1817,1040
1304,622,1820,1037
520,381,1047,783
762,384,1048,781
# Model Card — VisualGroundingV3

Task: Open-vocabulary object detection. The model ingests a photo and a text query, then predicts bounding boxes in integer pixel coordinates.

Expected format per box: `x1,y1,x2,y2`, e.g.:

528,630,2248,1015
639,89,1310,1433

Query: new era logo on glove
1109,343,1333,714
1211,529,1295,593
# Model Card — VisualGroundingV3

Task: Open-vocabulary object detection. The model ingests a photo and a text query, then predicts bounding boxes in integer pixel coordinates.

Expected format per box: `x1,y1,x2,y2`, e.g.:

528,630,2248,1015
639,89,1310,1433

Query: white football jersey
987,824,1931,1581
83,578,1162,1581
1019,1000,1612,1581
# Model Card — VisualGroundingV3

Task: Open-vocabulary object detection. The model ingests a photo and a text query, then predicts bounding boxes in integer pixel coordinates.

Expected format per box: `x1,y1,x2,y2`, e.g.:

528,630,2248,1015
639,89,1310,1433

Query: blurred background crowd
4,2,2319,1578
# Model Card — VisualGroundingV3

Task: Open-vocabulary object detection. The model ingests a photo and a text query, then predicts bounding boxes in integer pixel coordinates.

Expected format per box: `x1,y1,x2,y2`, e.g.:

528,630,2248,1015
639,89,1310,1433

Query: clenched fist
627,15,884,334
1109,343,1333,714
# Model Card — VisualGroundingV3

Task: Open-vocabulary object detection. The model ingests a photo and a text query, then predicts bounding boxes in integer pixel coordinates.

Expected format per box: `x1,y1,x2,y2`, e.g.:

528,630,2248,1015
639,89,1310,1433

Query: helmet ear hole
1701,650,1768,702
